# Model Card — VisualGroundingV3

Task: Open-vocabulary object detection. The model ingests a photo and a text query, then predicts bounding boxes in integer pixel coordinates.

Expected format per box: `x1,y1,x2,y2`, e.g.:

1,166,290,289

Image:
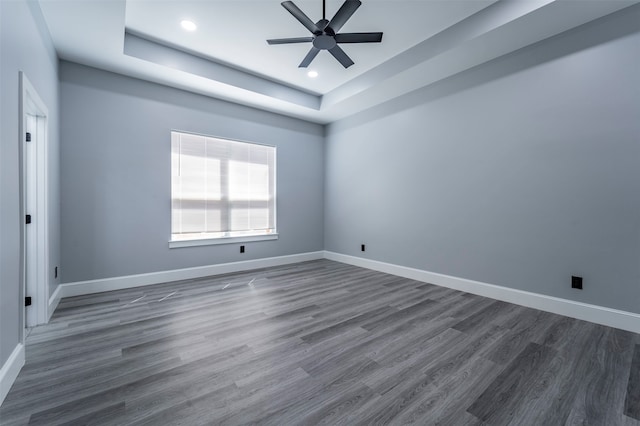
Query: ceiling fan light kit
267,0,383,69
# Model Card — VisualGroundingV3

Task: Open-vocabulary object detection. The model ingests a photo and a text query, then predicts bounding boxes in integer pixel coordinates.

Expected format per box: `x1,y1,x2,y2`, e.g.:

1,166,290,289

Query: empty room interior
1,0,640,424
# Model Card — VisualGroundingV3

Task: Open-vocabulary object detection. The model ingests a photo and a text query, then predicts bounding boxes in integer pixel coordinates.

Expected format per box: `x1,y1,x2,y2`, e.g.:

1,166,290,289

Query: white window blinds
171,131,276,241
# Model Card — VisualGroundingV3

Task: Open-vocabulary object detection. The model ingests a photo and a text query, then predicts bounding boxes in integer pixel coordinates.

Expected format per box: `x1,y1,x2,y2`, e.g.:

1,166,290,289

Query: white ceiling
39,0,638,124
125,0,495,94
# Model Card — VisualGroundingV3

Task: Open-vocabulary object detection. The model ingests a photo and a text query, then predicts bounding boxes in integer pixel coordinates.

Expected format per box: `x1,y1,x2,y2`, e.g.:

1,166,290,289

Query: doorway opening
20,72,50,333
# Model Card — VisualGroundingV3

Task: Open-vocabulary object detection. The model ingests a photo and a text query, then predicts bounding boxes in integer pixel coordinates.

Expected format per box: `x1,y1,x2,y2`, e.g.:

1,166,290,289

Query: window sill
169,234,278,249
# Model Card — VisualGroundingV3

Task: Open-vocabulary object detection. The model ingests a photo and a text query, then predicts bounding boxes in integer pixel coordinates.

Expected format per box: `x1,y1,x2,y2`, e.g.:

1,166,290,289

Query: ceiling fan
267,0,383,69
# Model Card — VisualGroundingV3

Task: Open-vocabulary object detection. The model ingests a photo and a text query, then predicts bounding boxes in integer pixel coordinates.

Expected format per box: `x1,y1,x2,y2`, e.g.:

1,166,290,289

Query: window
170,131,276,247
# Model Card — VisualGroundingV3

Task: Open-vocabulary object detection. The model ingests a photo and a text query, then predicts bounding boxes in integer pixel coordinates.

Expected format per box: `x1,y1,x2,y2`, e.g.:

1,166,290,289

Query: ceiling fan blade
328,45,354,68
267,37,314,45
299,47,320,68
335,32,383,43
281,1,320,34
327,0,361,34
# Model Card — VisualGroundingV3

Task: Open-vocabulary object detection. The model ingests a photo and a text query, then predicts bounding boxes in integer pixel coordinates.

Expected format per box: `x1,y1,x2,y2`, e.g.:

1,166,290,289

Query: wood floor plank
466,342,558,423
626,344,640,420
563,326,639,425
393,355,498,425
126,382,239,426
485,308,558,366
299,305,396,344
452,300,519,333
0,259,637,425
503,320,603,426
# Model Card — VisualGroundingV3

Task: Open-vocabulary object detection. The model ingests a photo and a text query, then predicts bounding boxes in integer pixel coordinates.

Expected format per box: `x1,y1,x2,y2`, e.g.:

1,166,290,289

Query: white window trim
169,233,279,249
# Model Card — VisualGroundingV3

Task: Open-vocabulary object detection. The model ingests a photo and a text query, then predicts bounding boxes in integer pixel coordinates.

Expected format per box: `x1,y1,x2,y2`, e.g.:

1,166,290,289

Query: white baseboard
48,284,62,321
52,249,640,334
58,251,325,299
0,344,25,407
324,251,640,334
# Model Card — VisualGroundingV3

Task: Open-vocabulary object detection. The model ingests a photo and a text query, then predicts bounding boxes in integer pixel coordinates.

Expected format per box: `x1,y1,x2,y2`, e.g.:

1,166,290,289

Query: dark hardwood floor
1,259,639,425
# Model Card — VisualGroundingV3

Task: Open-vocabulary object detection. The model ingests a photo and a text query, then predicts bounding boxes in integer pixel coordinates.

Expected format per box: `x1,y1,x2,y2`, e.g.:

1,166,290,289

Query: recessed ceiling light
180,20,197,32
307,70,318,78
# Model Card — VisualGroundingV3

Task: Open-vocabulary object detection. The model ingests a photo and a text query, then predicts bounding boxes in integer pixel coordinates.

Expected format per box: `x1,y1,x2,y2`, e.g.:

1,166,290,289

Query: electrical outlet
361,244,365,252
571,275,583,290
240,245,245,253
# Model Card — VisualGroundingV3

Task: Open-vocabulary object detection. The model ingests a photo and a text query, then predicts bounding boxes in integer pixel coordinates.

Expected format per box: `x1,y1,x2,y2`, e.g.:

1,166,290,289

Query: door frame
19,72,50,332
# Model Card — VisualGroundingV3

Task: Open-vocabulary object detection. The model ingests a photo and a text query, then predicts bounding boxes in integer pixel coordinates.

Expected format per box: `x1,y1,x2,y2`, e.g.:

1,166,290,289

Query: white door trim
19,72,49,332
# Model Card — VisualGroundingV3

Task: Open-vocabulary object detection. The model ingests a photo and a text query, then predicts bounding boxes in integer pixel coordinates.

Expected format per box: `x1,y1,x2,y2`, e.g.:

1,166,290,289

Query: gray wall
325,8,640,314
60,62,324,283
0,0,60,365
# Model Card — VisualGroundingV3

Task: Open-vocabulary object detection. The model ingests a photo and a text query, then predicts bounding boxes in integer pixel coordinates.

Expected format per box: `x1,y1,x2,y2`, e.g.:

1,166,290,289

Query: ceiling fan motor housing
313,34,337,50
